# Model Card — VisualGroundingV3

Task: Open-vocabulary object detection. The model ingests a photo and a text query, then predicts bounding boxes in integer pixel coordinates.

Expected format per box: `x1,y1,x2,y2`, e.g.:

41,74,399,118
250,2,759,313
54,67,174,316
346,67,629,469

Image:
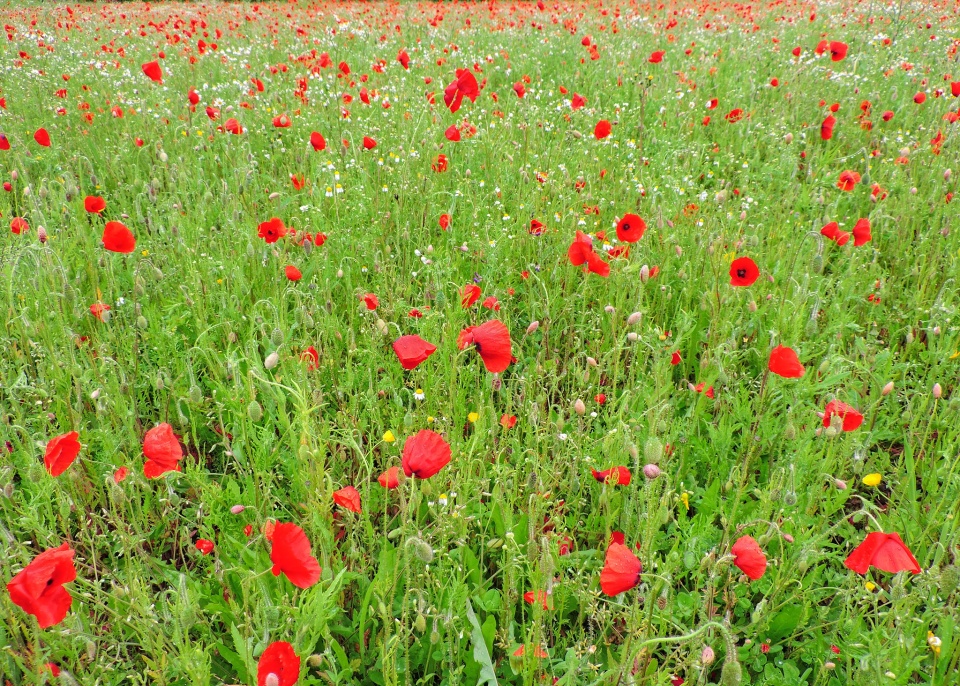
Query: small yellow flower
141,249,149,256
865,581,877,592
680,492,690,511
467,412,479,423
383,430,396,443
928,631,942,656
427,416,435,423
862,473,882,487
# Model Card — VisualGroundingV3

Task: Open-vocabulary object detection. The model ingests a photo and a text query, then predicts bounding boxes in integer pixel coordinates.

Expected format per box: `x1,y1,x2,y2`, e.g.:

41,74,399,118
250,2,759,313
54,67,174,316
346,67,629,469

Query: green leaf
767,604,804,641
465,598,498,685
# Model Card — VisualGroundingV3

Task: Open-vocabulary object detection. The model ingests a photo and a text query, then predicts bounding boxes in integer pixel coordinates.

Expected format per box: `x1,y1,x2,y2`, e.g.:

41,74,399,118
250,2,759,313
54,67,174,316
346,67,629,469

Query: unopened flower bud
626,332,638,342
701,646,715,665
247,400,263,422
881,381,894,396
626,311,642,326
721,659,742,686
604,305,615,314
269,192,281,200
574,399,586,415
264,352,279,369
643,464,662,480
336,269,344,278
945,169,953,181
526,320,539,334
933,383,943,399
675,245,683,256
784,132,793,144
639,265,650,283
38,226,48,243
265,674,279,686
824,662,836,670
586,356,598,367
230,505,245,515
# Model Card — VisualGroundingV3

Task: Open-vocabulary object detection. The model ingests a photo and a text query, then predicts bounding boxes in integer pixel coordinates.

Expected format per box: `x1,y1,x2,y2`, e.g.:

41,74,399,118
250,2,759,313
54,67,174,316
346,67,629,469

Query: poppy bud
230,505,245,514
639,265,650,283
643,464,661,480
526,320,539,334
626,332,638,342
627,312,642,326
910,187,917,195
430,630,441,645
824,662,836,670
375,319,389,335
783,533,794,543
784,132,793,144
932,326,941,336
824,425,839,438
906,332,914,345
10,170,17,180
586,356,598,367
783,423,796,441
675,245,683,257
574,399,586,415
264,352,279,369
414,614,427,633
941,565,959,596
748,300,757,312
604,305,615,314
933,383,943,399
156,374,165,391
644,436,663,464
701,646,715,665
881,381,894,396
337,269,344,278
189,385,203,404
720,659,742,686
407,536,434,563
247,400,263,422
835,479,847,490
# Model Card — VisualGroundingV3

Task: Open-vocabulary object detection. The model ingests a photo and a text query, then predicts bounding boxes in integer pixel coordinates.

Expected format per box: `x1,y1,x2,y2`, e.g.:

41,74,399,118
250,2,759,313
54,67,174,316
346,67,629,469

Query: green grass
1,1,959,684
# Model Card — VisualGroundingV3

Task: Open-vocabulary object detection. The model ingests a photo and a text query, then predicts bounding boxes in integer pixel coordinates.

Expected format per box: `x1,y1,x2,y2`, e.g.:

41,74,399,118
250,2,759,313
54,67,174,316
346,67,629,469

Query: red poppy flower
729,256,759,286
397,49,410,69
439,213,451,230
284,266,302,282
648,50,665,63
457,320,512,373
513,81,526,98
113,466,129,484
102,221,136,253
461,283,481,308
694,383,715,399
362,136,376,150
852,218,872,246
616,213,646,243
223,118,243,134
571,93,586,110
6,543,77,628
363,293,378,310
591,466,632,486
401,429,452,479
823,400,863,431
142,423,184,479
272,114,291,128
258,218,287,244
768,346,805,378
89,303,111,321
829,41,848,61
844,532,920,575
820,221,850,246
725,108,744,123
500,414,517,429
913,92,925,104
34,128,51,147
10,217,28,234
84,196,106,214
393,335,437,370
44,431,81,477
301,346,319,371
594,119,611,139
257,641,301,686
523,590,550,609
567,231,610,277
188,88,200,106
309,131,326,151
820,115,836,140
881,110,894,122
599,542,642,596
836,170,861,192
195,539,214,555
333,486,362,513
731,536,767,580
378,466,401,489
432,153,448,172
270,522,321,588
141,60,163,83
444,68,480,113
444,124,461,142
481,296,500,311
0,133,9,150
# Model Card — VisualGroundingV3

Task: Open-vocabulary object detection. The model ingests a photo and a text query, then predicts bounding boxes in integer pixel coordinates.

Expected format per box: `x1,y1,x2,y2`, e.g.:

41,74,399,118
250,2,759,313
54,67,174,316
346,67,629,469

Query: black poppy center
736,268,747,278
622,222,630,231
